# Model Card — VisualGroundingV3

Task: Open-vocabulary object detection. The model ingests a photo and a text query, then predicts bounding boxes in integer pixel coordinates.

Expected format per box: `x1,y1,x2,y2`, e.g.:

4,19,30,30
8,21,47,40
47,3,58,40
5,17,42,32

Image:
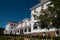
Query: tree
38,0,60,36
39,9,52,30
38,9,52,37
0,28,4,35
48,0,60,36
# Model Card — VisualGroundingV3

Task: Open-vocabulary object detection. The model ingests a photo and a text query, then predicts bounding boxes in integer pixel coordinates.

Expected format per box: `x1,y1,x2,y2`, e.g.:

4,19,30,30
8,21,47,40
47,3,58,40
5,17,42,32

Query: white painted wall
17,23,21,28
4,24,11,34
5,24,11,31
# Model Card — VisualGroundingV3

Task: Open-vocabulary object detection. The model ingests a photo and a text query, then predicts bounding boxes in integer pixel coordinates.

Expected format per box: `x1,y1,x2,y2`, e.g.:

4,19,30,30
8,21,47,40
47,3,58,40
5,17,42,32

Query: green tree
0,28,4,35
48,0,60,36
38,0,60,36
39,9,52,30
38,9,52,37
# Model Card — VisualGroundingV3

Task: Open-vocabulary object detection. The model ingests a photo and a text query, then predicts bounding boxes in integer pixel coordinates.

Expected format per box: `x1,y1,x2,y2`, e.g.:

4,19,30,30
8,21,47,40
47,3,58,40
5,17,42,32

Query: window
13,24,16,26
33,23,38,29
11,24,16,29
17,30,19,33
28,27,31,32
10,24,13,26
33,15,38,20
34,10,38,13
24,28,27,32
10,24,16,26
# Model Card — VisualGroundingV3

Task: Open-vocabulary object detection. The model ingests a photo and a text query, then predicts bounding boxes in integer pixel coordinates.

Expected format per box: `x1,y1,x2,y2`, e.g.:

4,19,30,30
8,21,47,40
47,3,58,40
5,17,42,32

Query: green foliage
49,0,60,9
39,9,52,29
19,37,24,40
53,36,60,40
49,0,60,29
38,0,60,31
0,28,4,35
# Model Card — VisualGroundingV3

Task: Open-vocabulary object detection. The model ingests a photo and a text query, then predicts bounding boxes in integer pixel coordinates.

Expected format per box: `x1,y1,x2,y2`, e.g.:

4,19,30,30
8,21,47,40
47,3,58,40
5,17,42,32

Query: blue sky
0,0,40,28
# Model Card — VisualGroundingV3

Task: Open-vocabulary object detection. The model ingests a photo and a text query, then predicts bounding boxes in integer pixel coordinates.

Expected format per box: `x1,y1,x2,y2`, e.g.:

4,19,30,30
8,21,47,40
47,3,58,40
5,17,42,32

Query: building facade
4,0,60,37
4,18,31,35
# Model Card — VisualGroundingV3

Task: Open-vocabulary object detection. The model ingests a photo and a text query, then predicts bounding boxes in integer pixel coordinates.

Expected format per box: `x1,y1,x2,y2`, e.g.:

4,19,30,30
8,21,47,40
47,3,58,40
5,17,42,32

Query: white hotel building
4,0,60,36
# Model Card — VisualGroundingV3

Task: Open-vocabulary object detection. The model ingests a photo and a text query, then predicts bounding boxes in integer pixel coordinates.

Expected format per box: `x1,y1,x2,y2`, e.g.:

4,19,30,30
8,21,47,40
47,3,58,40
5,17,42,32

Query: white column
31,15,34,32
